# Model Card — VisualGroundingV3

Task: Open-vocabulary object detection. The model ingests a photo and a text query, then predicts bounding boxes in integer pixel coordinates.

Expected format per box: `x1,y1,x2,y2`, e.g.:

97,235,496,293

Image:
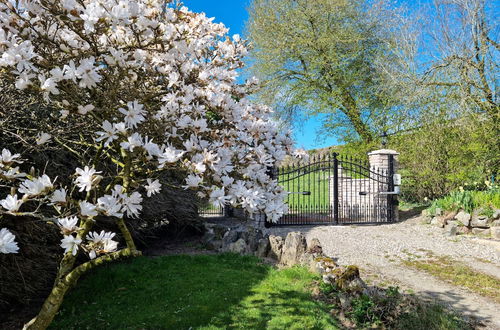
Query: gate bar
333,153,339,224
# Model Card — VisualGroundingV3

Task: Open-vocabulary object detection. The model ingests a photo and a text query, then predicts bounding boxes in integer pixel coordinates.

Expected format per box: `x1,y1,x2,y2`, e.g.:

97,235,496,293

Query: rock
472,228,490,236
206,239,222,250
435,208,443,216
242,228,263,252
421,209,431,217
443,211,458,222
492,209,500,220
267,235,284,260
455,211,471,227
471,213,490,228
280,232,307,267
458,226,471,235
222,229,239,247
307,238,323,255
228,238,248,254
491,220,500,227
299,252,317,272
491,227,500,239
444,222,458,236
430,216,446,228
255,237,270,258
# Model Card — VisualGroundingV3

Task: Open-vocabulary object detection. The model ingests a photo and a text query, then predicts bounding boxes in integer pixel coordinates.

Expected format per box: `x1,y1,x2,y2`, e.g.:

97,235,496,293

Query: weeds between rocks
315,280,474,329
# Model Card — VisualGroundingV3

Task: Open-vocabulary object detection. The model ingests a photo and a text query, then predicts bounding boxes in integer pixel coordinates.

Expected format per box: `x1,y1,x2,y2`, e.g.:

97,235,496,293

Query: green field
279,170,333,209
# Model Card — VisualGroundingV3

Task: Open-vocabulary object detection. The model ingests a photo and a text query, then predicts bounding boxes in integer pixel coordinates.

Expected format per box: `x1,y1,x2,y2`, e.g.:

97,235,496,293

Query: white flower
39,75,60,95
77,104,95,115
60,235,82,255
209,187,229,209
96,121,118,146
36,132,52,145
145,179,161,197
1,167,26,179
184,174,202,188
121,192,143,218
0,228,19,254
18,175,53,196
118,100,146,128
50,188,67,204
86,230,118,259
143,137,160,158
97,195,123,217
0,149,21,165
57,216,79,234
60,109,70,119
79,201,98,217
0,194,23,213
119,133,143,151
74,166,102,192
158,147,185,167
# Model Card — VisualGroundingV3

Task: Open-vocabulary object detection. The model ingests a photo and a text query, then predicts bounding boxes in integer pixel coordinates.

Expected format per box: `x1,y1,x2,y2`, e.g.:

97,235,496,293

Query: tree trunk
340,90,374,143
23,248,141,330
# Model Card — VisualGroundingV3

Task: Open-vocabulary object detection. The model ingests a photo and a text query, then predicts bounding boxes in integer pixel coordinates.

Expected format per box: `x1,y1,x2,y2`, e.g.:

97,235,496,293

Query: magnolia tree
0,1,300,328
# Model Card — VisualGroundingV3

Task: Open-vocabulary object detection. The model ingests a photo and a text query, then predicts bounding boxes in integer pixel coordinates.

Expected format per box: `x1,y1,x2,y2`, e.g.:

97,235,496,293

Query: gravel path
267,216,500,329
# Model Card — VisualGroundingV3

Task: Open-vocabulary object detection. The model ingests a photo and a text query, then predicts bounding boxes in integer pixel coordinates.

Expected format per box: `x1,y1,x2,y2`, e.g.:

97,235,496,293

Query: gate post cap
367,149,399,156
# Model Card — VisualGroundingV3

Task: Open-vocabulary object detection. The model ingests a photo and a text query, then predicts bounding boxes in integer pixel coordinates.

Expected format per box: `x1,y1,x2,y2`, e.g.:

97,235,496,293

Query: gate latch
288,191,311,195
359,191,368,196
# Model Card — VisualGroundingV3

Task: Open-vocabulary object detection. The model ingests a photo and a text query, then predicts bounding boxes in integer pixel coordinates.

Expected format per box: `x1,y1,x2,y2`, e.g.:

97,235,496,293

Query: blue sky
183,0,338,150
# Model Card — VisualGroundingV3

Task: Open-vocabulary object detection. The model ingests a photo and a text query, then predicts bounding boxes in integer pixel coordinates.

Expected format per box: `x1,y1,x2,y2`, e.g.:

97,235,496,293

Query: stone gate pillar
368,149,400,222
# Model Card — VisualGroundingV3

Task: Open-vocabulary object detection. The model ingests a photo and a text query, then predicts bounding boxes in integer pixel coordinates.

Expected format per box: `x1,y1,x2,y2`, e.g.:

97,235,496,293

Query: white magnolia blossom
0,149,21,165
119,100,146,128
0,194,23,213
36,132,52,145
121,192,143,218
57,216,80,235
50,189,67,204
0,228,19,254
79,201,98,217
86,230,118,259
60,235,82,256
74,166,102,192
18,175,53,197
145,179,161,197
95,121,119,146
97,195,123,218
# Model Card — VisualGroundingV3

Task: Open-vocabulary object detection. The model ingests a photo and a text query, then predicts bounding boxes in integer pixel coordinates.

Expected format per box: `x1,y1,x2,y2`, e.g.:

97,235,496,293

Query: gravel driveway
266,215,500,329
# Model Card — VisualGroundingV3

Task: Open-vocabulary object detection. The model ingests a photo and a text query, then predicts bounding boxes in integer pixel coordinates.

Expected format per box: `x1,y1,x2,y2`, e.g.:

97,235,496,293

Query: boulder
242,227,263,252
280,232,307,267
228,238,248,254
471,228,490,236
491,227,500,240
444,222,458,236
435,208,443,216
455,211,471,227
206,239,223,250
458,226,471,235
222,229,239,246
471,213,489,228
430,216,446,228
491,220,500,227
267,235,284,260
307,238,323,255
443,211,458,222
492,209,500,220
255,237,270,258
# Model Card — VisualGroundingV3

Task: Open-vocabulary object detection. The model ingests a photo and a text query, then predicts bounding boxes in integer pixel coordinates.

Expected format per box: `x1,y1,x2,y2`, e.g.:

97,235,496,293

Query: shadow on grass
50,254,338,330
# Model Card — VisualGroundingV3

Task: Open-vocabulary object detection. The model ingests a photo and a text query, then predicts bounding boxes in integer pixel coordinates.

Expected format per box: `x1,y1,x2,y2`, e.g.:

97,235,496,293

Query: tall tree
246,0,406,143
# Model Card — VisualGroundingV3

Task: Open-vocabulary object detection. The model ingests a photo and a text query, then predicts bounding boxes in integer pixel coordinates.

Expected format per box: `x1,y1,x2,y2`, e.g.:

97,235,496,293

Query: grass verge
50,254,338,330
402,256,500,303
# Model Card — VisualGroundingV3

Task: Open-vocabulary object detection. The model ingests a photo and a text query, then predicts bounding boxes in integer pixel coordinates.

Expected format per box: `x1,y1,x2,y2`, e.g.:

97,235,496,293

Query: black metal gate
271,153,396,225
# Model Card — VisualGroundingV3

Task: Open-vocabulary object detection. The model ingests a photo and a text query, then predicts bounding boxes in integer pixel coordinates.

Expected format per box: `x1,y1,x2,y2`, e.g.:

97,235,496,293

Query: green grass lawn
50,254,338,330
279,170,332,209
